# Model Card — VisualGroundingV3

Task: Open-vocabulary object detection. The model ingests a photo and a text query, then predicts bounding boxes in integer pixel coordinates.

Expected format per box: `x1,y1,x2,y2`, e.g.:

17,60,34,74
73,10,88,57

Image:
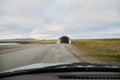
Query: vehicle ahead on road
0,62,120,80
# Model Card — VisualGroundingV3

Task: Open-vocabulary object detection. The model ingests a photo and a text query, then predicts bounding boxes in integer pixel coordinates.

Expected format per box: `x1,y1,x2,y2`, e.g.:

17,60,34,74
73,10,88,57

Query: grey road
0,44,79,72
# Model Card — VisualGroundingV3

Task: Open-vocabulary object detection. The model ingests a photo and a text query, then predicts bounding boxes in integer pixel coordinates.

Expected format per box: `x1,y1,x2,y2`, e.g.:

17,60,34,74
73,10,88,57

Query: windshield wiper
0,62,120,78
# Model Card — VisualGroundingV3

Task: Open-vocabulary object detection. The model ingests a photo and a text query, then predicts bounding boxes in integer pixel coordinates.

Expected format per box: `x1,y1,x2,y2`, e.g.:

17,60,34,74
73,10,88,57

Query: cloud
0,0,120,39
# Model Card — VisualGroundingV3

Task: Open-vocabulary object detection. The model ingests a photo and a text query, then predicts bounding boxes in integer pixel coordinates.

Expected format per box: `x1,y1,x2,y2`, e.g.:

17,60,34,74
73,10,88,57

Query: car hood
1,62,120,73
2,63,66,73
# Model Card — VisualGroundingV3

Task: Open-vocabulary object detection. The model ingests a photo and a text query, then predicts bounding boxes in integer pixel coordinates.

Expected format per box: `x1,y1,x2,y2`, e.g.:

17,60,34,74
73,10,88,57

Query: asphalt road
0,44,79,72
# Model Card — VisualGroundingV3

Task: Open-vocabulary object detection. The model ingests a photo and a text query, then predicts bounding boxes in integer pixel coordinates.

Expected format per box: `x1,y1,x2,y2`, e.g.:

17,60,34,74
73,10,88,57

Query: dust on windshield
0,0,120,72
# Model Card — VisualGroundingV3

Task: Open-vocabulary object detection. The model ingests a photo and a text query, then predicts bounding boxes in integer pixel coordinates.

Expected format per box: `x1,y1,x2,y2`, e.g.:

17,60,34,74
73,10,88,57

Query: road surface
0,44,79,72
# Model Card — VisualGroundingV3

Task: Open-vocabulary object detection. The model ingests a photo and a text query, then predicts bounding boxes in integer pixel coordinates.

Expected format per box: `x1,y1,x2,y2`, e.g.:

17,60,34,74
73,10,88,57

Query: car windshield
0,0,120,72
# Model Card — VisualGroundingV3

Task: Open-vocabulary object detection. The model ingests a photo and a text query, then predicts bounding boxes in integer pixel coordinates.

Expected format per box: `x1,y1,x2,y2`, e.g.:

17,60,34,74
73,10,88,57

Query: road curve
0,44,79,72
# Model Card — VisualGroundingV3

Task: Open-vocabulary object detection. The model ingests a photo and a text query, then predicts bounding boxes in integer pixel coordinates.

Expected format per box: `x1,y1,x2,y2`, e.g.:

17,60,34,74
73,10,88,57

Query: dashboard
1,72,120,80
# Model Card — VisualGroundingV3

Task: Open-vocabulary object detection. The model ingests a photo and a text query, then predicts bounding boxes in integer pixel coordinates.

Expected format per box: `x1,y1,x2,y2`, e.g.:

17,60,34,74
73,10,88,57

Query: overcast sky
0,0,120,39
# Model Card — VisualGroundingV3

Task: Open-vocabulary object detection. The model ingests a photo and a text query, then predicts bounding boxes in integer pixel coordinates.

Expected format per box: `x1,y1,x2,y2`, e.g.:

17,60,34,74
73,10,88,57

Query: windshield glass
0,0,120,72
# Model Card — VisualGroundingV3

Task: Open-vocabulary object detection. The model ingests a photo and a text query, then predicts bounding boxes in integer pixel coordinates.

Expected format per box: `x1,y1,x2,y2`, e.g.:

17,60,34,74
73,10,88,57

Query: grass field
0,45,19,55
72,39,120,65
32,40,57,44
0,45,17,51
0,44,30,55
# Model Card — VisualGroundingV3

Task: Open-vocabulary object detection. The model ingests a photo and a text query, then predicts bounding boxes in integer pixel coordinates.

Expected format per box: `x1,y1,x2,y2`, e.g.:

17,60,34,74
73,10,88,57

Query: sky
0,0,120,39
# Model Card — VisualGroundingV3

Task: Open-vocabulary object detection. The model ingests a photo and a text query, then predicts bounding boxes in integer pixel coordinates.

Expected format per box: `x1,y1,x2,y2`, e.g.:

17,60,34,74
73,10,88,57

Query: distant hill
13,38,37,41
0,38,37,43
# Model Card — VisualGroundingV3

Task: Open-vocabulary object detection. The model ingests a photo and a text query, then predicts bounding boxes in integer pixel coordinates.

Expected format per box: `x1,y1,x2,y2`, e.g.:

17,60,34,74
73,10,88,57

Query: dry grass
0,45,30,55
72,39,120,65
32,40,57,44
0,45,17,51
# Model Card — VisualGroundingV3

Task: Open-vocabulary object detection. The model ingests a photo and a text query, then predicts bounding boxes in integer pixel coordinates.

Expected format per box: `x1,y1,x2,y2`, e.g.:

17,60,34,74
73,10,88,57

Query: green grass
72,39,120,65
